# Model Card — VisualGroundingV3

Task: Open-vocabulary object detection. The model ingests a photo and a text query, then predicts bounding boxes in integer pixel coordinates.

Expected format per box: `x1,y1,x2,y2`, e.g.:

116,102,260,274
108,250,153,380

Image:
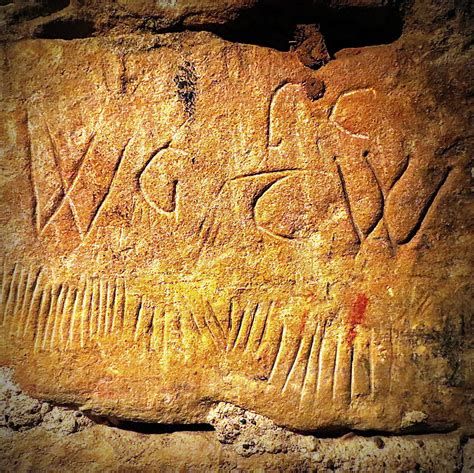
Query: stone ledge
0,367,469,472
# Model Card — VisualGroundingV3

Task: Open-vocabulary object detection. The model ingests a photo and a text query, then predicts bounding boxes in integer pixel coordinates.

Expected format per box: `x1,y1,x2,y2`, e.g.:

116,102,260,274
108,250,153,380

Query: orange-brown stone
0,0,472,440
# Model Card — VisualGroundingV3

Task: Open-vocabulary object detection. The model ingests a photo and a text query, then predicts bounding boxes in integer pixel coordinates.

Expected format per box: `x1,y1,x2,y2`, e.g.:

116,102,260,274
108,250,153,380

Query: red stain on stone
299,308,310,334
347,293,369,345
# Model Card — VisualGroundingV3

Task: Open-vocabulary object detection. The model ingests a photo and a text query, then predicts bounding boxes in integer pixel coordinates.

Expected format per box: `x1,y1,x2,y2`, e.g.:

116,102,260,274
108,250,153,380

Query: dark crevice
9,396,460,439
35,18,95,40
41,0,70,13
290,423,461,439
16,2,404,51
114,421,215,434
8,0,70,23
167,1,404,57
90,415,215,434
84,411,458,438
317,5,404,55
93,418,459,439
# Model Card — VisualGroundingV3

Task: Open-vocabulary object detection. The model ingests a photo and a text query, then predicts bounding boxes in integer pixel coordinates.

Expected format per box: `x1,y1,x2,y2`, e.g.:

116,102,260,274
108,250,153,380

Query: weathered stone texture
0,0,394,41
0,371,465,472
0,0,472,453
1,426,466,472
1,368,466,472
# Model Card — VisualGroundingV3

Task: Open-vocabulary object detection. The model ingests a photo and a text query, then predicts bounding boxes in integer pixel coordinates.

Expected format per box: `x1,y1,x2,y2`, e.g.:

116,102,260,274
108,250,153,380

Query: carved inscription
28,105,130,240
325,88,452,250
0,36,464,430
139,145,189,222
19,77,453,260
0,257,394,407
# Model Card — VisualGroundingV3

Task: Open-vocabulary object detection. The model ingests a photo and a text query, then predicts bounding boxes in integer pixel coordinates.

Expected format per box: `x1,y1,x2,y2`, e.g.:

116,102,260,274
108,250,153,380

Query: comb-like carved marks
0,257,399,407
268,320,393,408
0,261,131,350
181,292,228,351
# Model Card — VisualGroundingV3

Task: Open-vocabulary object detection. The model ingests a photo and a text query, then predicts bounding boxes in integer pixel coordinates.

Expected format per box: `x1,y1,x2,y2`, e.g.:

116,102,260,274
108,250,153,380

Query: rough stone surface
1,369,468,471
0,0,472,468
463,439,474,473
0,367,93,435
1,424,467,472
0,0,258,40
0,0,395,42
0,378,465,472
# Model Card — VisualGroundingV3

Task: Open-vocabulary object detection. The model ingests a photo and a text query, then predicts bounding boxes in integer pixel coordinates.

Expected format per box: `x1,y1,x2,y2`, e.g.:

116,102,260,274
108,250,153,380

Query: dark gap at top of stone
35,18,96,40
6,0,70,24
183,1,404,56
2,1,404,53
317,5,404,55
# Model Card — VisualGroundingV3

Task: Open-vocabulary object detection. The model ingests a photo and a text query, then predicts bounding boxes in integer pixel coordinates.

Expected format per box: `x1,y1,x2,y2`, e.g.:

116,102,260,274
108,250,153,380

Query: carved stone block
0,29,471,433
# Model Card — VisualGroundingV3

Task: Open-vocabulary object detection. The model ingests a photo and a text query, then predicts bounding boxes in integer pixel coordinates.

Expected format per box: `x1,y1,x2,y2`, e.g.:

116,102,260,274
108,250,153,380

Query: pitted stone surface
0,368,93,435
0,0,394,42
0,0,472,438
0,369,467,471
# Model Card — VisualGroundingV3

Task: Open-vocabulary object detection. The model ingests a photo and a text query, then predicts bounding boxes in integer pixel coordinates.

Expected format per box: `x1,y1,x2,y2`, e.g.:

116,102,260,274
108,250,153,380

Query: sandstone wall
0,0,472,470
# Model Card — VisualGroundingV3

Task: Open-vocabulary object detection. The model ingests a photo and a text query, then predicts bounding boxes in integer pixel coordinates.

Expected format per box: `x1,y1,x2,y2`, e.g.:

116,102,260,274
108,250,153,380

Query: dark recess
43,0,70,12
35,18,95,39
106,419,215,434
193,1,403,56
90,415,457,437
21,1,403,50
292,423,460,438
318,5,404,55
8,0,70,23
